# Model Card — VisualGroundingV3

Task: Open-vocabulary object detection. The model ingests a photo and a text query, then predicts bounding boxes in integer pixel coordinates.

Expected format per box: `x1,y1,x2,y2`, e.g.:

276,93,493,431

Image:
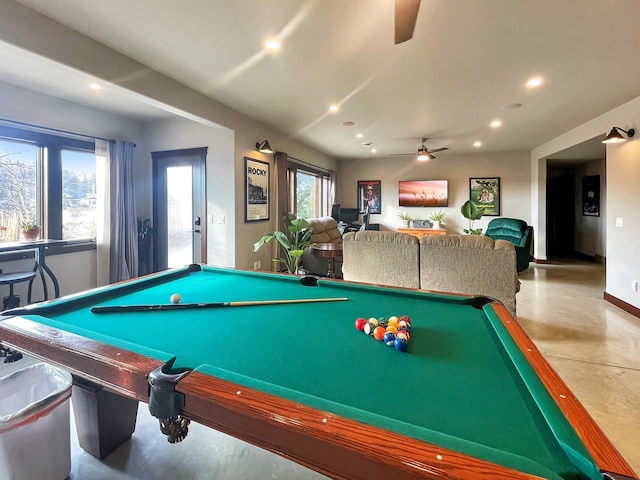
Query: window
0,125,95,243
288,164,331,219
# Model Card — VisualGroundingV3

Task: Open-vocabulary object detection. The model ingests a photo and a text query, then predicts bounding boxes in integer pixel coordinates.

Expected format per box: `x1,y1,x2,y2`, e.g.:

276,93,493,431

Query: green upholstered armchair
485,218,533,272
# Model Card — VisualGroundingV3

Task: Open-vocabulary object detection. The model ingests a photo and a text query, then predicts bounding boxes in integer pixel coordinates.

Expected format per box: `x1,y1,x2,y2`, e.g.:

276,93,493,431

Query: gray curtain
109,140,138,282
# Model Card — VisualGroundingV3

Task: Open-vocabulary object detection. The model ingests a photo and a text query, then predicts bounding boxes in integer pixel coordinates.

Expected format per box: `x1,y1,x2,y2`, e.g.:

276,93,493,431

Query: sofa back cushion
307,216,342,244
485,218,529,246
342,231,420,289
419,234,519,316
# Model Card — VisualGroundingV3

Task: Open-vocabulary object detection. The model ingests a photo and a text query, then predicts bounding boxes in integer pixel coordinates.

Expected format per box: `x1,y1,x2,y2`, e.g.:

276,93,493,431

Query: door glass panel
167,165,193,268
0,139,38,243
61,149,97,240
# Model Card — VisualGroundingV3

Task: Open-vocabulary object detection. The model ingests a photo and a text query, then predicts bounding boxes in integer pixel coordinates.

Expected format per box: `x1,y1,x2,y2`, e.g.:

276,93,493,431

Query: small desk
0,240,61,302
310,242,342,278
397,227,447,238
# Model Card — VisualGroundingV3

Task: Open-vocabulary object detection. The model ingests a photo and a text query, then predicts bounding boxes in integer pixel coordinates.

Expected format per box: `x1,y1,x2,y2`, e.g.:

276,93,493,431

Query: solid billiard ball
394,337,409,352
387,315,399,324
355,318,367,331
385,325,398,335
373,326,386,341
170,293,181,304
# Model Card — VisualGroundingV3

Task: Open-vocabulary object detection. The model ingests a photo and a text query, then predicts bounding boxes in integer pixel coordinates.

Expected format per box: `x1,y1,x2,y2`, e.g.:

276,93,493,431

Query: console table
397,227,447,239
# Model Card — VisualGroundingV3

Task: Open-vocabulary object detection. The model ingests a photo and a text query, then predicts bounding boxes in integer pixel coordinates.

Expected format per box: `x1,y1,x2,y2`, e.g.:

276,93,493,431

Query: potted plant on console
429,211,445,230
460,200,484,235
20,220,41,241
253,213,313,274
398,211,412,227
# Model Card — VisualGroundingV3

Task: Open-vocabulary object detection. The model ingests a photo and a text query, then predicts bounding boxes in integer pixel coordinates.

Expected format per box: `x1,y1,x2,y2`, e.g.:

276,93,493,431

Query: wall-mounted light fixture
602,127,635,144
256,139,273,153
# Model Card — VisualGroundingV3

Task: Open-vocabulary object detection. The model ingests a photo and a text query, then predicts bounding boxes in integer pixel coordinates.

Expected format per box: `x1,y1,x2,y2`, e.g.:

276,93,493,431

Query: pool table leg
71,376,139,459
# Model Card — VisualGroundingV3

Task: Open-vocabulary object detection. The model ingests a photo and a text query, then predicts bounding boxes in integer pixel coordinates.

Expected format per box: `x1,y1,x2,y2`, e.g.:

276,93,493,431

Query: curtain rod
0,117,119,145
285,154,331,174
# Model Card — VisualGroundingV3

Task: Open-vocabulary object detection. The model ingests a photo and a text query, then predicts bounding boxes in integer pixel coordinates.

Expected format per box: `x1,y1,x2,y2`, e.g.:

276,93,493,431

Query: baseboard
532,258,551,264
603,292,640,319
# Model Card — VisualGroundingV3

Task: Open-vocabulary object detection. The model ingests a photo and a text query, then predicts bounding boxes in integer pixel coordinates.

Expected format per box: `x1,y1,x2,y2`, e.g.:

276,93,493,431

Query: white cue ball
170,293,181,304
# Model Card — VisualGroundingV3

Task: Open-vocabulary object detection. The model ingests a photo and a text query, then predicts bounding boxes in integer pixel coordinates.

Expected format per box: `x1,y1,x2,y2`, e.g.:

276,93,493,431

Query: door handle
192,229,201,233
194,216,201,226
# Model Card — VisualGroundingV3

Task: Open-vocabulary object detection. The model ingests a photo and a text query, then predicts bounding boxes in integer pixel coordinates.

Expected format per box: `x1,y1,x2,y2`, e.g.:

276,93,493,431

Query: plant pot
20,228,41,241
402,220,410,227
431,221,440,230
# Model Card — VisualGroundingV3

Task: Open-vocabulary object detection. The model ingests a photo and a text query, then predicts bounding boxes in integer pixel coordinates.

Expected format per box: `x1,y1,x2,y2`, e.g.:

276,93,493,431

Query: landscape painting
398,180,448,207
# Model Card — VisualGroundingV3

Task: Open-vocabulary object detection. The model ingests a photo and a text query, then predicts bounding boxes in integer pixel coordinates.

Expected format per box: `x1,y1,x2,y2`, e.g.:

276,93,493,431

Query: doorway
546,173,575,259
152,147,207,272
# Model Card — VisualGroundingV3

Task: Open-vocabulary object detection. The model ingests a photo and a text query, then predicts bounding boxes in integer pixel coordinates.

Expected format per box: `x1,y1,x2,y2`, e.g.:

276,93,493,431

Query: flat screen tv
398,180,448,207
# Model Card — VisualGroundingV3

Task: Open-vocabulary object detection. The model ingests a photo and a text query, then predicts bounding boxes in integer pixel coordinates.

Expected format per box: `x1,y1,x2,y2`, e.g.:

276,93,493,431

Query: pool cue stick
90,297,348,313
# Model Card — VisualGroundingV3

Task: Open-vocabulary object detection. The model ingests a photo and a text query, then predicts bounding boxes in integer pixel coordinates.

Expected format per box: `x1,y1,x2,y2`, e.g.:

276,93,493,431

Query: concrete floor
1,259,639,479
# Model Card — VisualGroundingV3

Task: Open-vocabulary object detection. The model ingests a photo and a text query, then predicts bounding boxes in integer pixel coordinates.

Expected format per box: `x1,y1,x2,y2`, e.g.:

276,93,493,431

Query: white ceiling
4,0,640,159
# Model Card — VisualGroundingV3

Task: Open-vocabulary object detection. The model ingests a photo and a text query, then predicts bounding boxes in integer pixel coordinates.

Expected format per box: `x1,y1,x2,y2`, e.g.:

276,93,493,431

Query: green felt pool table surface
0,264,636,480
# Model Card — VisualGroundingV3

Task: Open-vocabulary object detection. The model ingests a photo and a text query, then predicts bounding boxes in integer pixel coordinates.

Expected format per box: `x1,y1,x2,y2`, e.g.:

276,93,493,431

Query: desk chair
0,270,37,311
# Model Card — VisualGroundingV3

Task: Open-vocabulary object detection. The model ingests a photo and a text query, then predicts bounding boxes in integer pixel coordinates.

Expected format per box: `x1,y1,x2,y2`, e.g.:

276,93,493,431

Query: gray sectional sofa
341,231,520,317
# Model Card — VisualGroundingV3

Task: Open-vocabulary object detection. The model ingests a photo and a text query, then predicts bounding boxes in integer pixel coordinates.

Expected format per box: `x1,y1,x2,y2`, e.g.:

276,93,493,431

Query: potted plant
398,211,412,227
460,200,484,235
20,220,41,241
253,213,313,274
429,210,445,229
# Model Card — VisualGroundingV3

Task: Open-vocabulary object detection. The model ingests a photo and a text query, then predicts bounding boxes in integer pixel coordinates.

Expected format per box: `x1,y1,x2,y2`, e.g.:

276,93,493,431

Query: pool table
0,264,636,480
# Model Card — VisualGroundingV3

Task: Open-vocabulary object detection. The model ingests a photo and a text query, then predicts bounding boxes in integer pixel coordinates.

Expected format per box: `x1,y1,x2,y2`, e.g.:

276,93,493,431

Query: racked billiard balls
394,337,409,352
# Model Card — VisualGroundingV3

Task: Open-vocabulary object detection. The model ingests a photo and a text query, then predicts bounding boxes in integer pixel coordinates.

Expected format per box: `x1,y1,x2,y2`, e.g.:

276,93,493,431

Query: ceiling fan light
417,148,430,161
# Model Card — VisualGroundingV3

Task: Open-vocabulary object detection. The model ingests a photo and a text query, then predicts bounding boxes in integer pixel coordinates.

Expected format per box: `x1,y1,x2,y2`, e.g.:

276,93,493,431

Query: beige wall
532,94,640,308
337,151,531,235
574,160,606,258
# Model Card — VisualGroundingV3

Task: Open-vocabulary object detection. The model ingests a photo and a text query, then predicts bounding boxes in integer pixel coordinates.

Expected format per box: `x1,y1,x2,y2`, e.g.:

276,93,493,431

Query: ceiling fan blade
428,147,449,153
390,153,416,156
395,0,421,44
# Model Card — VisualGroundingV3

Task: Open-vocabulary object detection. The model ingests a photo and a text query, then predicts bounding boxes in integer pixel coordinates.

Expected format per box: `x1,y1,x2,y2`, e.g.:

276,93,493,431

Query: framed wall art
358,180,382,213
469,177,500,216
245,157,270,222
398,180,448,207
582,175,600,217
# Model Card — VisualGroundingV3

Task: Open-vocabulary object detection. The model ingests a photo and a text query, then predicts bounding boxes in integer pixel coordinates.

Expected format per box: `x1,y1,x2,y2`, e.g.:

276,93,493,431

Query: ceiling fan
395,0,421,44
391,138,449,160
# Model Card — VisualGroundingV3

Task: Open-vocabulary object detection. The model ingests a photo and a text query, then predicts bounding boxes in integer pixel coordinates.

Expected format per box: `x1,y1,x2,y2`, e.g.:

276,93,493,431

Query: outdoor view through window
0,138,96,242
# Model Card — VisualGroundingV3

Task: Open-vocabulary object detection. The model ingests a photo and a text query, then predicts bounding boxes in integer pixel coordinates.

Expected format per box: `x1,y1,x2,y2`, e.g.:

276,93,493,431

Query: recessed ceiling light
526,77,542,88
356,133,363,139
342,121,355,126
371,148,377,153
328,104,340,113
264,39,281,51
490,120,502,128
88,83,102,90
473,141,482,147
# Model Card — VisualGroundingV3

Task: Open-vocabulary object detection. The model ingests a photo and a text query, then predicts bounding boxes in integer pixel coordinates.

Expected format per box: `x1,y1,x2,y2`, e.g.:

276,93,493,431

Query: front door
152,147,207,272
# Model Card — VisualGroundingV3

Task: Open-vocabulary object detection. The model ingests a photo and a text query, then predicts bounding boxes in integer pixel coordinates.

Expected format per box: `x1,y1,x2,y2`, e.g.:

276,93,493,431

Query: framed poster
245,157,270,222
469,177,500,216
582,175,600,216
358,180,382,214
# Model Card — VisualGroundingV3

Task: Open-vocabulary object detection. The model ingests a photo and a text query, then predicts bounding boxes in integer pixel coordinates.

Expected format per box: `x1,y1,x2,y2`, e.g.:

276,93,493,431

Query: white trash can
0,362,73,480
